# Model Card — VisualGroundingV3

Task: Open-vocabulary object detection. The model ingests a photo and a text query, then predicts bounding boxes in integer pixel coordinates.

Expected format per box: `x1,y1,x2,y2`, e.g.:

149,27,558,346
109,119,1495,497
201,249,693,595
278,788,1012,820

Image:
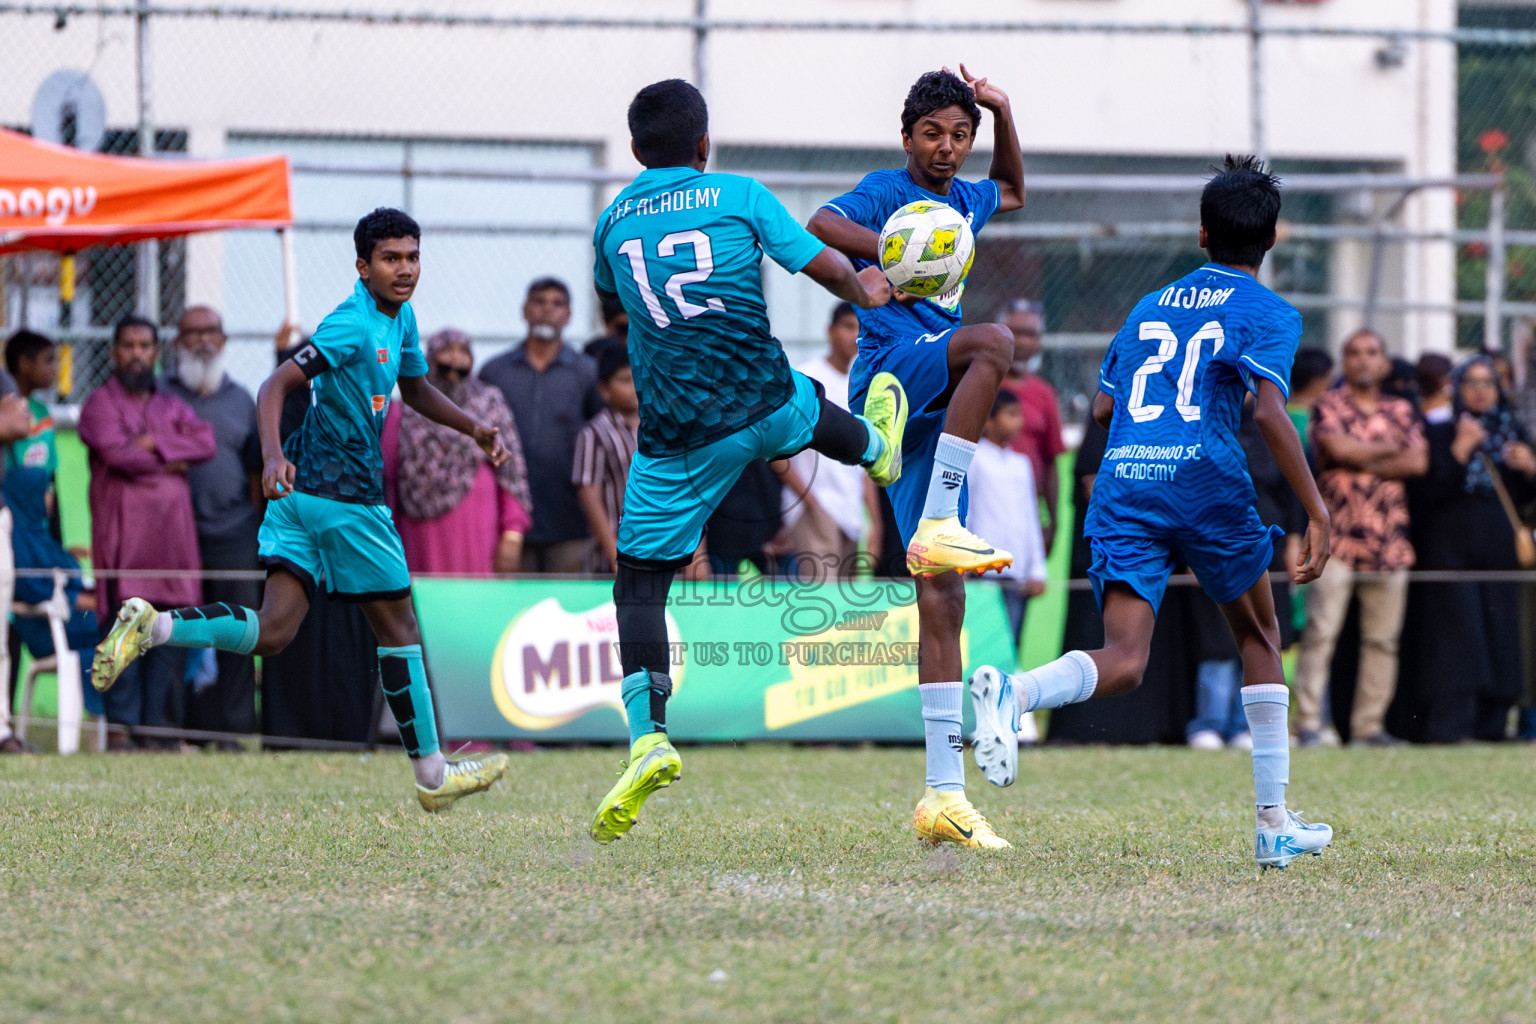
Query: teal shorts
617,369,820,567
258,491,411,601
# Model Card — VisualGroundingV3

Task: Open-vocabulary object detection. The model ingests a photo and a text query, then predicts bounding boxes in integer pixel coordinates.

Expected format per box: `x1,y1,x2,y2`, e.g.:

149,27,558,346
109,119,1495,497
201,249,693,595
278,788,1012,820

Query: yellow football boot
862,371,910,488
92,597,158,693
905,517,1013,577
913,787,1011,850
590,732,682,844
416,753,510,813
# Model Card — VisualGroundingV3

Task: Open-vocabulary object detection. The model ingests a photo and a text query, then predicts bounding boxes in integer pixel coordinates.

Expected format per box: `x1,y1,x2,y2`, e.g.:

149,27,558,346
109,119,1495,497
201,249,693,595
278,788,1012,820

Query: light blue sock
1016,650,1099,712
920,434,977,520
621,670,672,747
920,681,965,792
166,604,260,655
1241,684,1290,807
856,414,884,465
378,644,440,759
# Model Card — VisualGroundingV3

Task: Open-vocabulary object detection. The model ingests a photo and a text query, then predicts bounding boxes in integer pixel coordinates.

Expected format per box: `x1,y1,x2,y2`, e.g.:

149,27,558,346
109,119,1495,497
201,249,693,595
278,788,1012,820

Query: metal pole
1248,0,1276,288
1486,183,1507,352
17,253,30,329
694,0,708,101
1363,189,1415,332
280,227,299,340
135,0,159,324
1249,0,1266,167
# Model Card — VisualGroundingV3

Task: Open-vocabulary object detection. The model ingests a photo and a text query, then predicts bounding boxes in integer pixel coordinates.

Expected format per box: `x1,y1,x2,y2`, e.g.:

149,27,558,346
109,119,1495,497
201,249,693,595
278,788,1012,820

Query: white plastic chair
13,570,91,754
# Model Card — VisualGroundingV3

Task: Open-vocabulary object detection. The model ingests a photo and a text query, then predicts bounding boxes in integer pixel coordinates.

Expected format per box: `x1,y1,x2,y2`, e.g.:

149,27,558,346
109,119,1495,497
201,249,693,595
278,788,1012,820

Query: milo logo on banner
490,598,683,730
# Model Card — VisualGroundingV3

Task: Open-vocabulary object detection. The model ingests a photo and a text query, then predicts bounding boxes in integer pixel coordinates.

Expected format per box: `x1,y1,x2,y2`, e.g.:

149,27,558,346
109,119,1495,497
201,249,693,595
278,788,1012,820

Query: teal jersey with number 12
593,165,825,458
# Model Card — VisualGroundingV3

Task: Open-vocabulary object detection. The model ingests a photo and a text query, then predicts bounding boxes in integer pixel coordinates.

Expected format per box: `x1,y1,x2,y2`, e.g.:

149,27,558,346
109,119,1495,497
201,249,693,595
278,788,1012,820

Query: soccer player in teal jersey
93,208,512,812
970,158,1337,869
586,80,909,844
810,67,1024,849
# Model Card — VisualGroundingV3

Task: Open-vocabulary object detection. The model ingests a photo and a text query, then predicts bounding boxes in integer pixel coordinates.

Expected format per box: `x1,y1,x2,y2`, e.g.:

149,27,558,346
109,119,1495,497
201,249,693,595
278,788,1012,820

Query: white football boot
969,665,1019,788
1255,808,1333,869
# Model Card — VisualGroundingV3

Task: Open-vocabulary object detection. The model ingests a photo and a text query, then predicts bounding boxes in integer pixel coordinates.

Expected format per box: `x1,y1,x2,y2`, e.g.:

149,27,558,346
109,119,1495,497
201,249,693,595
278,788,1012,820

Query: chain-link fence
1,2,1535,414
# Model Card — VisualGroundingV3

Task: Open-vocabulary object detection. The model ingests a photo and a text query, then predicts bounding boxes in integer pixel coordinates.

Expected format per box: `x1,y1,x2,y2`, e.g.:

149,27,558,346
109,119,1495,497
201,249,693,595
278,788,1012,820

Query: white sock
1016,651,1098,713
919,681,965,792
413,750,447,790
149,612,172,648
1241,684,1290,817
920,434,977,520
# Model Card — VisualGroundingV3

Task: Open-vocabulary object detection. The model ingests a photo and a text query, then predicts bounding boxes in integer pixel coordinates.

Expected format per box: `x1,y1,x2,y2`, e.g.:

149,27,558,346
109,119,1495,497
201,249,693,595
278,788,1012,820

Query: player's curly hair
354,207,420,262
629,79,709,168
900,70,981,136
1201,155,1282,268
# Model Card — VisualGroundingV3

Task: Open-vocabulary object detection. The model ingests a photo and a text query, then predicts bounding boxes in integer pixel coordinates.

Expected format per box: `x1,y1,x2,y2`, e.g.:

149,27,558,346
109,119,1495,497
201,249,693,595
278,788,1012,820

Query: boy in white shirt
968,390,1049,744
779,303,883,575
968,389,1049,647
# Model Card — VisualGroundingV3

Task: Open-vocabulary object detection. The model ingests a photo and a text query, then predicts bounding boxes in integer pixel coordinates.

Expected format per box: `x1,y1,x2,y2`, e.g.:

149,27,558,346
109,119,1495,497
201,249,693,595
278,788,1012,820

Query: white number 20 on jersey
1126,320,1225,424
617,230,728,329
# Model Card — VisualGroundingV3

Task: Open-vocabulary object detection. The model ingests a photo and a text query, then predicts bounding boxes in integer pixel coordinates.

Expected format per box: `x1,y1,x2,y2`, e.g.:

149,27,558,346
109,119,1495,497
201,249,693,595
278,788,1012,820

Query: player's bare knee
252,618,298,658
966,323,1013,379
1094,645,1149,695
374,613,420,649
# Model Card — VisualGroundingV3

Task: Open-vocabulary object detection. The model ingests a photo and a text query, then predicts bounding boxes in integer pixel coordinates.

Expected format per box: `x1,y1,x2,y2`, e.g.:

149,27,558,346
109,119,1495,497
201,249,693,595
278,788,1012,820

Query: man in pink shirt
999,299,1064,554
79,316,216,741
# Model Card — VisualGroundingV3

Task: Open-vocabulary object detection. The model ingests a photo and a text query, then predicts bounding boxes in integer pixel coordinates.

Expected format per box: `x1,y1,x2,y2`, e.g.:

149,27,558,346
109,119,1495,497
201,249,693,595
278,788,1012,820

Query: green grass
2,745,1533,1023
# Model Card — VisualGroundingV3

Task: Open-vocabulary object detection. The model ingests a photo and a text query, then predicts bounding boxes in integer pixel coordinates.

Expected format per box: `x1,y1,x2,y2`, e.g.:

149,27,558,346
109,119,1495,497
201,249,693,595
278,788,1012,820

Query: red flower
1465,241,1489,259
1480,129,1510,154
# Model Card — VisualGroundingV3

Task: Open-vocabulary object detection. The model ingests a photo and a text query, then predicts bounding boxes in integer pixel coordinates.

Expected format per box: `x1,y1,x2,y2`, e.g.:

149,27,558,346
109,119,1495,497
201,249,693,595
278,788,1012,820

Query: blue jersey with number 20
593,166,825,458
1086,263,1301,540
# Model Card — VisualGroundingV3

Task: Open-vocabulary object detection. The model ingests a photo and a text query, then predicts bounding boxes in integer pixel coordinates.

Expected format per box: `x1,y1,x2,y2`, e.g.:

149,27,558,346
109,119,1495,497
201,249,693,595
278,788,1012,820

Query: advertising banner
415,576,1021,742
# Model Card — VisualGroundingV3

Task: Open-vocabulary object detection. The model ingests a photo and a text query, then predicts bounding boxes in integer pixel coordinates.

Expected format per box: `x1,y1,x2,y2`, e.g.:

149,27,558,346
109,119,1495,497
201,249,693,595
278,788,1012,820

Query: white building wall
0,0,1461,355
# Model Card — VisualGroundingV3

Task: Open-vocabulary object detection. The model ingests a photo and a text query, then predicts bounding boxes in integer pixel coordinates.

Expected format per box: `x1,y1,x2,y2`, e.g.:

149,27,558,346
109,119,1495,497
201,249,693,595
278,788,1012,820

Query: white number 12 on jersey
1126,320,1225,424
617,230,728,329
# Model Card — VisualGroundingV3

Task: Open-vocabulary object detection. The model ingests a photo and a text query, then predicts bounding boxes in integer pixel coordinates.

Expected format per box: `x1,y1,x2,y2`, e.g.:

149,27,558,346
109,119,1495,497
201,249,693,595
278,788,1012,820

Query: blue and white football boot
1255,809,1333,870
969,665,1019,788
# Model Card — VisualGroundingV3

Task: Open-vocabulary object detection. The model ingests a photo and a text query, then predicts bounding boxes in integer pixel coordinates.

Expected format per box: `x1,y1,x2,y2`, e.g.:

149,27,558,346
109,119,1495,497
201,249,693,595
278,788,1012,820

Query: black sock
614,561,677,678
809,398,874,466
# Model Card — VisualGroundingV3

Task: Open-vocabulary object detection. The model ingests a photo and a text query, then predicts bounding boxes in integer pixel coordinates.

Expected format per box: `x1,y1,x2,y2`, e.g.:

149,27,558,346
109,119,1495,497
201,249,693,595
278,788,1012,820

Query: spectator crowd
5,276,1536,750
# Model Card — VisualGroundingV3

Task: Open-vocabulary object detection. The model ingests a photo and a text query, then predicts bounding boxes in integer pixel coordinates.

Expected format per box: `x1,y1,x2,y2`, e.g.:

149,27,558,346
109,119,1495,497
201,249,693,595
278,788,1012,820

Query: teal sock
378,644,440,759
856,414,885,464
168,604,260,656
621,670,672,747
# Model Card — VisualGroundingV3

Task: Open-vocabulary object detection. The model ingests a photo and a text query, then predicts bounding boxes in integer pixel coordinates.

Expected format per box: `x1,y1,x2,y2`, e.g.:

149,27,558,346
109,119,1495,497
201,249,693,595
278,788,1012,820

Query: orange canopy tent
0,128,291,254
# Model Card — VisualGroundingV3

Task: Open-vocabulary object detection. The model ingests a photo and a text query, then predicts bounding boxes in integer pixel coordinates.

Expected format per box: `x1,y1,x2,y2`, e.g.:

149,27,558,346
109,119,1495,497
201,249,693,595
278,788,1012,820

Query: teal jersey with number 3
593,165,825,457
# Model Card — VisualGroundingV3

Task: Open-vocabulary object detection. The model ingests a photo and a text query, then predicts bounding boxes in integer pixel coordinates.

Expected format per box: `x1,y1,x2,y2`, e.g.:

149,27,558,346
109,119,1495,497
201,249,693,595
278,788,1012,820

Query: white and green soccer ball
877,200,976,298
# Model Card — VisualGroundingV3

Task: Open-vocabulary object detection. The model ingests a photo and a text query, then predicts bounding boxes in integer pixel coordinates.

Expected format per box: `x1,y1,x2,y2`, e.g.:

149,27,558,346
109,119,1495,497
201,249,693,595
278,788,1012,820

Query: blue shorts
258,491,412,601
1087,524,1284,614
849,328,963,546
617,369,821,565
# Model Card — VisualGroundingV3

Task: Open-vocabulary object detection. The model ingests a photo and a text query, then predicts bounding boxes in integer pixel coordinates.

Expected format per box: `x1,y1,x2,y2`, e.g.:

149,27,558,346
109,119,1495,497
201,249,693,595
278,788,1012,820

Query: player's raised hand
1294,515,1330,584
856,265,892,308
957,64,1010,112
263,455,297,500
475,424,510,467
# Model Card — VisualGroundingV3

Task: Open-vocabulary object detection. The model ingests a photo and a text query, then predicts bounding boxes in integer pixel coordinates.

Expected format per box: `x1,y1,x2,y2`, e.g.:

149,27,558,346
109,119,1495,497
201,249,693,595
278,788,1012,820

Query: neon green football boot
92,597,158,693
590,732,682,844
417,753,510,813
863,371,909,488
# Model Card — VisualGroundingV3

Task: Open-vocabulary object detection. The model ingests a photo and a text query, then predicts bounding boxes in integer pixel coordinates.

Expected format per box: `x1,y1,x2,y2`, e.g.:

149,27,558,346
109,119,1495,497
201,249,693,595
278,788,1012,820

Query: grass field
3,743,1533,1023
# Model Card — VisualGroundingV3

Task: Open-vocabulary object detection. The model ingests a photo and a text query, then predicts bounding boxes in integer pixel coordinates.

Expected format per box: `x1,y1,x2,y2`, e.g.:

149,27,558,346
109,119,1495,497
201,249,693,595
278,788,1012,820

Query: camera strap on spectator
1478,451,1536,569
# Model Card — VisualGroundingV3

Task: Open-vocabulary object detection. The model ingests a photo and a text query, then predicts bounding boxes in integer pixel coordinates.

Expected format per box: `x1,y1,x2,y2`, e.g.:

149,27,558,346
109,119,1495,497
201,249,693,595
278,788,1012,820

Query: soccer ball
877,200,975,298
